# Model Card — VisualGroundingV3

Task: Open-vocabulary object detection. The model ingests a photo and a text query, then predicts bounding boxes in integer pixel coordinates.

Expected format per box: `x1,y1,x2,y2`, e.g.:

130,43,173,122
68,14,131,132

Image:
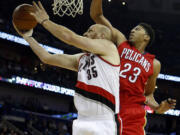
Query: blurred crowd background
0,0,180,134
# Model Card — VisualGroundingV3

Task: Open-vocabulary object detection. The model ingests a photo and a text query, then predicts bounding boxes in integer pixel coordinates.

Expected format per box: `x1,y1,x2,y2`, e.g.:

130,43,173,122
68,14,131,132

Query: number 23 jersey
75,53,120,116
118,41,155,105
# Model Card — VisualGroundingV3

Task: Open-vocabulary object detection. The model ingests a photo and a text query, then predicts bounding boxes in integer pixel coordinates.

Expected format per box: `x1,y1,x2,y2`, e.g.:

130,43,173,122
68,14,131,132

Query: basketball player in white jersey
13,1,121,135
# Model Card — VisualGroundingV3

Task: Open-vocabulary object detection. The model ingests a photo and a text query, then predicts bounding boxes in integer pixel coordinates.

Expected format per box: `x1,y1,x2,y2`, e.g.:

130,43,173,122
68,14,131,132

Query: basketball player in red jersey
13,1,121,135
90,0,176,135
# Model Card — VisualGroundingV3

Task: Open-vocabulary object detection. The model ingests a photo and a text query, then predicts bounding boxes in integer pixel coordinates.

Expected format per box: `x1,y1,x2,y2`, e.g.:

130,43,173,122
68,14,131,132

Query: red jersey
118,41,155,106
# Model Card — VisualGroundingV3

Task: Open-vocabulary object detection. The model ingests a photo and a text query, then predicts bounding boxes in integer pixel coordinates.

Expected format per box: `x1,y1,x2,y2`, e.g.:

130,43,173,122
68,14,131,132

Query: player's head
83,24,112,40
129,23,155,47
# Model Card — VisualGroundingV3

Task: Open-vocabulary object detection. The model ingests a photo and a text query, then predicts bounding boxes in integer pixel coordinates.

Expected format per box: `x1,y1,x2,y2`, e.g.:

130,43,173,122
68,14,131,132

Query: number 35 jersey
118,41,155,105
75,53,120,116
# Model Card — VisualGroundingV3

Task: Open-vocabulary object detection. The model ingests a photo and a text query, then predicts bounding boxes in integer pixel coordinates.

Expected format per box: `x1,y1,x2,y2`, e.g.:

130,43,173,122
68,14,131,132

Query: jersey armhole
78,53,88,65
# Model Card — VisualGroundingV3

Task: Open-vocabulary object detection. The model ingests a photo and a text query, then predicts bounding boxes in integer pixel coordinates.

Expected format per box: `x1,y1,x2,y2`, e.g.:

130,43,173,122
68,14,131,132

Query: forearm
90,0,113,32
90,0,103,19
24,36,80,71
145,94,159,111
24,36,51,63
42,20,76,46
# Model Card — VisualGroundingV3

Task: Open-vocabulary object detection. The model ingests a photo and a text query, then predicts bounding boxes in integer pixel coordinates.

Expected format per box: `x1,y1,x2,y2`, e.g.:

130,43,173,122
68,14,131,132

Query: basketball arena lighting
0,31,64,54
52,113,78,119
164,109,180,116
0,75,179,116
158,73,180,82
0,32,180,82
13,108,76,120
122,1,126,5
52,109,180,119
0,75,75,96
53,109,180,118
145,105,180,116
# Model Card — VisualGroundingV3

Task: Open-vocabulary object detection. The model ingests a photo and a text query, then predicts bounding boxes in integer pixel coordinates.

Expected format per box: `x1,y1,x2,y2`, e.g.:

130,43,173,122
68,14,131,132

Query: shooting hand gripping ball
30,1,50,25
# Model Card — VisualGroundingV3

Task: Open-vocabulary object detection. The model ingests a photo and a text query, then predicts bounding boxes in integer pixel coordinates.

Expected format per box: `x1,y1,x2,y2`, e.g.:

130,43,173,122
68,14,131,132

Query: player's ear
144,34,150,41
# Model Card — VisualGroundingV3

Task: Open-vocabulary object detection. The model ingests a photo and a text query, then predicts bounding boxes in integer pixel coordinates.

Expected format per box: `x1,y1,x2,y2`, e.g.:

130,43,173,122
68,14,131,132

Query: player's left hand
156,98,176,114
31,1,49,25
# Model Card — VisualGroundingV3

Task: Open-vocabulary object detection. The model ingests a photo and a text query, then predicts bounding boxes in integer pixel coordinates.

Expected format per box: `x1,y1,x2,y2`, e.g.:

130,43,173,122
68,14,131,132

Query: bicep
45,53,83,72
145,60,161,95
145,75,157,96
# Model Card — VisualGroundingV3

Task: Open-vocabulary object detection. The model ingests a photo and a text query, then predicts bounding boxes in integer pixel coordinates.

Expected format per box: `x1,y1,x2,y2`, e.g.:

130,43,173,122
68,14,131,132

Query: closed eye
88,29,93,32
135,27,140,31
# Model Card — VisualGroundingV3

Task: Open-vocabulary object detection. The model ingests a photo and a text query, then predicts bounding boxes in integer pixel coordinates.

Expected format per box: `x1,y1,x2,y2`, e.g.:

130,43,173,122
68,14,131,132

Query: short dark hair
139,23,155,47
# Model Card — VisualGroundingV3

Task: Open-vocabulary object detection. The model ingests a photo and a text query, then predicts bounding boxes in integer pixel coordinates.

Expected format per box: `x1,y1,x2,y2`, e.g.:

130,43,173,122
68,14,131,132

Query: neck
134,42,146,53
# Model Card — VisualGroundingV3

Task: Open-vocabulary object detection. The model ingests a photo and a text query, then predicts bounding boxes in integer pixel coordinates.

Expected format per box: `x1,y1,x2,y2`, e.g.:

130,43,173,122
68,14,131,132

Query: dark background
0,0,180,135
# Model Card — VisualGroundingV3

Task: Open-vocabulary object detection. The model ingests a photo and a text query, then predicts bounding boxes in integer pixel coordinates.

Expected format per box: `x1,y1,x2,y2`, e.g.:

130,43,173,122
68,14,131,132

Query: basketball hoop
52,0,83,18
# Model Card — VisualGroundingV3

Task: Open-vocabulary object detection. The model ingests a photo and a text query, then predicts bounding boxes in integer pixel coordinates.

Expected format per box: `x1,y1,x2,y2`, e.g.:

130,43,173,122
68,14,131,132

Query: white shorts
72,114,122,135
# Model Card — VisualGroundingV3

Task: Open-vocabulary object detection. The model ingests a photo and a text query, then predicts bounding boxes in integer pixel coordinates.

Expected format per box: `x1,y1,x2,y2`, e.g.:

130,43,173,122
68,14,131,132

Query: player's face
129,25,147,45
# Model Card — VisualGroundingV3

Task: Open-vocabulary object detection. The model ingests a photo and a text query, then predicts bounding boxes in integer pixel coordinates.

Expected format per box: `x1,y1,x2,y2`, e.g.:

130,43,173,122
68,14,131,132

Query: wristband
41,19,49,25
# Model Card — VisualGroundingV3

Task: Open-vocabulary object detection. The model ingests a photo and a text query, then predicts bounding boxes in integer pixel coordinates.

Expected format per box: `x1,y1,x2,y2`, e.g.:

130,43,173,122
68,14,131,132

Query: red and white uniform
73,53,121,135
118,41,155,135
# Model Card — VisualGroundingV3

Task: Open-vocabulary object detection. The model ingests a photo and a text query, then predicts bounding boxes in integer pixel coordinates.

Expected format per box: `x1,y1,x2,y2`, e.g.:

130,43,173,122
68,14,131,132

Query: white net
52,0,83,18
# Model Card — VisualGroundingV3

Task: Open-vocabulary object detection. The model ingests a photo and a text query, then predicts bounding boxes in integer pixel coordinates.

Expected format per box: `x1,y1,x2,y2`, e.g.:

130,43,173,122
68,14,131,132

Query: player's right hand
31,1,49,25
13,22,33,38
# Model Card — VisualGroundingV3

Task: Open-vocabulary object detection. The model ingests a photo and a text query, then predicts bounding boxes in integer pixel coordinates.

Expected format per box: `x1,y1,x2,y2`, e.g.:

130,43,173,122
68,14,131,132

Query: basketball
12,4,37,30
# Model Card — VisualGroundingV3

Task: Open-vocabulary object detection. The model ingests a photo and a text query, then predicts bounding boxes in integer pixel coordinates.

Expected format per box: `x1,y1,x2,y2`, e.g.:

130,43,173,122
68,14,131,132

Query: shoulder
103,39,119,58
98,39,120,65
97,39,117,51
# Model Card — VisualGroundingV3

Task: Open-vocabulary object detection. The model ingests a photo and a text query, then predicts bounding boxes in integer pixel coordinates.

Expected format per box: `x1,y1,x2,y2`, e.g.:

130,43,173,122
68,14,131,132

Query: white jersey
75,53,120,117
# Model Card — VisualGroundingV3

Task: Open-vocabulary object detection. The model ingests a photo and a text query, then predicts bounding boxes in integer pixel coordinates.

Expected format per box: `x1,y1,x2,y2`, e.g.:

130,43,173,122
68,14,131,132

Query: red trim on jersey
97,56,120,67
76,81,115,105
118,114,123,135
118,41,129,49
115,114,123,135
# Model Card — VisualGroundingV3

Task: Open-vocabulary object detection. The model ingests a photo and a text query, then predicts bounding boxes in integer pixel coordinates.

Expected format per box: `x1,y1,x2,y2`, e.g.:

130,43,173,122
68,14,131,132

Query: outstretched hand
31,1,49,25
13,22,33,38
156,98,176,114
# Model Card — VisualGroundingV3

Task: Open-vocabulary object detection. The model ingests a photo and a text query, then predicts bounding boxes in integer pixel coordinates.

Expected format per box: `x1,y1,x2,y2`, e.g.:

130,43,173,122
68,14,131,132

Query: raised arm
41,20,115,56
144,59,176,113
90,0,112,30
13,23,82,72
30,1,118,58
90,0,126,45
26,36,82,71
